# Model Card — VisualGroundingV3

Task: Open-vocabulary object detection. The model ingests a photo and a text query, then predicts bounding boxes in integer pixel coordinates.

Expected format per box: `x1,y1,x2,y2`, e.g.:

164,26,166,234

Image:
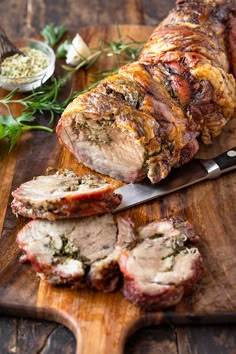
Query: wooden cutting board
0,25,236,354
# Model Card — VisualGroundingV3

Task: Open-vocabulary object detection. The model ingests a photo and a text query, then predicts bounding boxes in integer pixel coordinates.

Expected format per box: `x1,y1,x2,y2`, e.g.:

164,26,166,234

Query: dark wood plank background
0,0,236,353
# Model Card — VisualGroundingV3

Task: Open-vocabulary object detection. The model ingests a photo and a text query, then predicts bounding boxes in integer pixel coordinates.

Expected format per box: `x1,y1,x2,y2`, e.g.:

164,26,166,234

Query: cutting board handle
72,311,165,354
37,282,143,354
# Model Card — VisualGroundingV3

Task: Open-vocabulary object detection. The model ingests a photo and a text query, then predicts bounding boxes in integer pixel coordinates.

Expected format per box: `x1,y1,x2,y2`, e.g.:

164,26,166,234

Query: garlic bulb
66,33,90,66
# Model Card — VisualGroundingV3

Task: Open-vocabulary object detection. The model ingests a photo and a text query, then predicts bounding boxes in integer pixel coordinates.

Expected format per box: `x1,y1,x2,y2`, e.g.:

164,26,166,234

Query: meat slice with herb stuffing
11,168,122,220
16,214,134,290
16,214,203,307
119,218,203,310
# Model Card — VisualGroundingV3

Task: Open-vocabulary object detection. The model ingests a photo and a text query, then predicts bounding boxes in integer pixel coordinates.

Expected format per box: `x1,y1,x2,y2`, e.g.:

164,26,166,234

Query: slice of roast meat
88,216,136,291
16,213,203,308
16,214,135,291
119,218,203,310
56,0,236,184
11,169,122,220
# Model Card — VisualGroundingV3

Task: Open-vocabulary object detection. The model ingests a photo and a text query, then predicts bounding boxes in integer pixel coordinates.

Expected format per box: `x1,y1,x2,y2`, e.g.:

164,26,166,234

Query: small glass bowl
0,39,55,92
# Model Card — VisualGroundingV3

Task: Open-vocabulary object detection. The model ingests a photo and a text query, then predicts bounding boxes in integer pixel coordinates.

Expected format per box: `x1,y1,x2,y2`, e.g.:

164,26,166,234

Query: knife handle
200,147,236,179
213,147,236,174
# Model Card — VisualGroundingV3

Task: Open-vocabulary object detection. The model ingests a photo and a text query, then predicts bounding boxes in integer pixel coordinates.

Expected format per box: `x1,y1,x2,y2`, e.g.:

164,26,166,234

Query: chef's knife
114,147,236,212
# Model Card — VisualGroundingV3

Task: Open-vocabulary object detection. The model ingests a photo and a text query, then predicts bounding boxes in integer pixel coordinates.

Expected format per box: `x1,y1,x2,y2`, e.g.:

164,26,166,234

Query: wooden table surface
0,0,236,353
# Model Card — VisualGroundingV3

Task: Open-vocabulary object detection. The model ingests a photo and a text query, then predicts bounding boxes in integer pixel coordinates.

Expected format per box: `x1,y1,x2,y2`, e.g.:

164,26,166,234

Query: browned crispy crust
57,0,236,183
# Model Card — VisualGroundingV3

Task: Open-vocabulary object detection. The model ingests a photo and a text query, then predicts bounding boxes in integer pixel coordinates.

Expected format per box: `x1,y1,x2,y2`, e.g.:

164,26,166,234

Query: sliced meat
119,218,203,310
88,216,136,291
11,169,122,220
16,214,135,291
16,213,203,308
56,0,236,184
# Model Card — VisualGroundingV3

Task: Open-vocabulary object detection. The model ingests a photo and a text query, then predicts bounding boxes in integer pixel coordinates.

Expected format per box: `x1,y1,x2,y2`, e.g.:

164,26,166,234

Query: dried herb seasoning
0,47,49,79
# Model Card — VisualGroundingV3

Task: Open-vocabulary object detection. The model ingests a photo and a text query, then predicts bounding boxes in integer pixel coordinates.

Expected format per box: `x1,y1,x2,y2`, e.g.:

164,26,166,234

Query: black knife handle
213,147,236,173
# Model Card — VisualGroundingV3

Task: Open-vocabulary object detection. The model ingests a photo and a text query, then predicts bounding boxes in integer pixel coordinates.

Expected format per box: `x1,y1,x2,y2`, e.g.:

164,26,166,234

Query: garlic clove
66,33,90,66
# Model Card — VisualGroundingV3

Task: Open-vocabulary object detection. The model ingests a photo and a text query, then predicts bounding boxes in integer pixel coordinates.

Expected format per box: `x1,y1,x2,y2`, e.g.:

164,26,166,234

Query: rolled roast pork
57,0,236,183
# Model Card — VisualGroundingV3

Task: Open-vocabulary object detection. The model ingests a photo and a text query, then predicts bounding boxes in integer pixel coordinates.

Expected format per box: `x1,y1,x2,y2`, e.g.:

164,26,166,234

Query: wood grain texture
0,316,76,354
0,24,236,354
125,325,178,354
1,0,236,350
0,0,177,39
125,324,236,354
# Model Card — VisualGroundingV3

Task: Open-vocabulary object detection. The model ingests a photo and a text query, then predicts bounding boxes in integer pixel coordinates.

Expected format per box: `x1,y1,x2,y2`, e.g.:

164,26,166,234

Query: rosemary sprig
91,68,120,79
0,74,72,125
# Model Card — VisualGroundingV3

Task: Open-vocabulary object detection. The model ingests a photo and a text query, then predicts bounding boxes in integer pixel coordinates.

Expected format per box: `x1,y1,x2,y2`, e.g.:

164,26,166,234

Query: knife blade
114,147,236,213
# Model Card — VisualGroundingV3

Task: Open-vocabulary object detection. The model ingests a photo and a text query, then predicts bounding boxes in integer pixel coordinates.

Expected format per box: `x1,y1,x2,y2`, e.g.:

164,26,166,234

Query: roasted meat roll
57,0,236,183
11,169,122,220
119,218,203,310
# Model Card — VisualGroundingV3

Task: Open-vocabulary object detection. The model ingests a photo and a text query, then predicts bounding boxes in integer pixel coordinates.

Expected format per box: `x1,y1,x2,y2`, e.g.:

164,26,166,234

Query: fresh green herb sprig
0,74,72,124
0,113,53,152
41,23,66,47
0,74,73,151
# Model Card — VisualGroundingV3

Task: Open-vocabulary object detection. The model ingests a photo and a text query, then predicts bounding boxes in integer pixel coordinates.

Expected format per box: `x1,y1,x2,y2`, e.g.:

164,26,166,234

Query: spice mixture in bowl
0,39,55,92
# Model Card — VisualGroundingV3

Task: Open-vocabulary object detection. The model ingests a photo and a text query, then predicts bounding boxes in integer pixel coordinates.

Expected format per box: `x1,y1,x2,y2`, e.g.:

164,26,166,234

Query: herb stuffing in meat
16,214,135,291
119,218,203,310
11,168,122,220
16,214,203,309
